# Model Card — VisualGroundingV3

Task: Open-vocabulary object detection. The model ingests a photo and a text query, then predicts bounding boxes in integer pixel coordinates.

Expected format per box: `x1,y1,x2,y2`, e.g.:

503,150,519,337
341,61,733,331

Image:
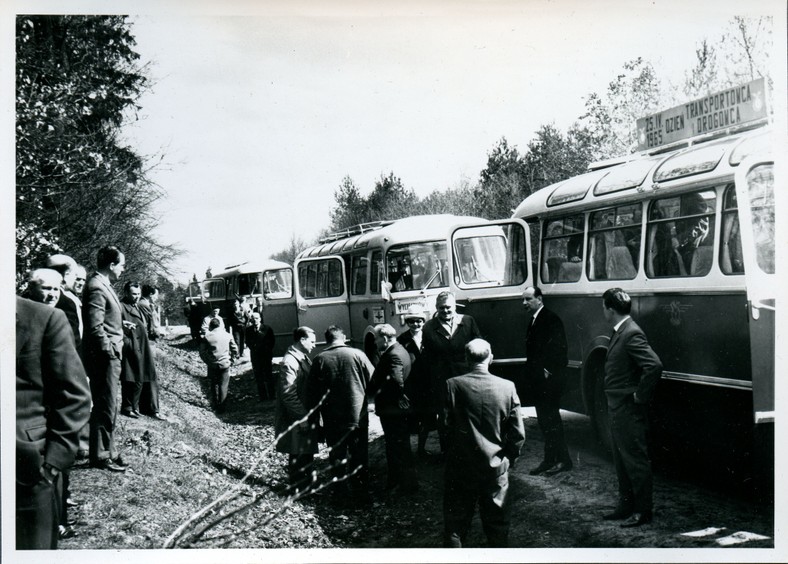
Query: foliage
328,172,420,233
269,233,312,265
15,15,180,289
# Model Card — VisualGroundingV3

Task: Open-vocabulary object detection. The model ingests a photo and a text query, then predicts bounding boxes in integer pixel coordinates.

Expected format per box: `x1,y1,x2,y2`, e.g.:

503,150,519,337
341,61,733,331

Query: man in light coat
274,326,318,491
443,339,525,548
82,245,127,472
199,317,238,413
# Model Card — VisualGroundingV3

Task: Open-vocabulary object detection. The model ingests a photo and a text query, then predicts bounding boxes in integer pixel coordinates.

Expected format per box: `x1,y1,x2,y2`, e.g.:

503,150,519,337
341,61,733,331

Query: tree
328,176,366,232
575,57,665,159
472,137,528,219
15,16,179,287
270,233,312,265
365,171,419,222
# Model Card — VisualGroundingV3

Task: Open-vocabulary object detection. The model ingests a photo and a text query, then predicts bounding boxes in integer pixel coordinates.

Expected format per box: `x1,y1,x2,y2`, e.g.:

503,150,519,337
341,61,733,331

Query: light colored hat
403,304,427,320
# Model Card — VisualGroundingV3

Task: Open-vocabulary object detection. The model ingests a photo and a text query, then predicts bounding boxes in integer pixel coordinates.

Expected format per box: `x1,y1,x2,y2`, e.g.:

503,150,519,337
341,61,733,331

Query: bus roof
212,259,292,278
513,125,772,220
297,214,489,259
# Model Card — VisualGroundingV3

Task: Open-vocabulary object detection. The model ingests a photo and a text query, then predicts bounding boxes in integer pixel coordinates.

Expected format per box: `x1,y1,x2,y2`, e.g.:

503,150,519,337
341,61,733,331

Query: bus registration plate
395,297,426,315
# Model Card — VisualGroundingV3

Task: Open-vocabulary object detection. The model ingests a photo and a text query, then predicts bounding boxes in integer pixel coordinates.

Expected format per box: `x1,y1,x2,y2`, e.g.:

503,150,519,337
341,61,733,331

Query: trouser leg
287,454,315,491
88,354,120,463
610,401,652,513
121,381,142,413
140,379,160,414
16,477,59,550
535,391,570,465
478,471,510,548
443,472,476,548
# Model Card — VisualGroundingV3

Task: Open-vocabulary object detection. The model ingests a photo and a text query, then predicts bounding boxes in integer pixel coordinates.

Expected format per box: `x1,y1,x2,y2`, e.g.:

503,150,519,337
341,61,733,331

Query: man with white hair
25,269,63,308
46,254,83,351
442,339,525,548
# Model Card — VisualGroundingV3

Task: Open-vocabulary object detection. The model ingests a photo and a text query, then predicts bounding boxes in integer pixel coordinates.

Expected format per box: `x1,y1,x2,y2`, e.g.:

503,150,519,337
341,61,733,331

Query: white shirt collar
613,315,631,333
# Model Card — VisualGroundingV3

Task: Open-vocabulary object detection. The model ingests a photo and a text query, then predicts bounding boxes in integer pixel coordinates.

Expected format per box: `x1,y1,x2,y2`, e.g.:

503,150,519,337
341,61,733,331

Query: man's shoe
529,461,553,476
544,461,573,476
113,455,128,468
59,525,77,539
121,409,139,419
620,511,653,528
65,496,80,508
148,412,168,421
91,459,126,472
603,508,633,520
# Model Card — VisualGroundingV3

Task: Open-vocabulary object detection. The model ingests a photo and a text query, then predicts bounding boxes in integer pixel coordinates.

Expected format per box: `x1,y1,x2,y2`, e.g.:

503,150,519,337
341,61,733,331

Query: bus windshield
453,223,527,287
387,241,448,292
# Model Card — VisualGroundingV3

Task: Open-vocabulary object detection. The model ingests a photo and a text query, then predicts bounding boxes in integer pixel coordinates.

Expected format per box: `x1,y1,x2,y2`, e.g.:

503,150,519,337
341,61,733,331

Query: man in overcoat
601,287,662,528
397,306,433,457
119,281,158,419
82,245,127,472
16,296,91,549
274,326,318,491
306,325,374,505
369,323,417,494
421,291,481,453
443,339,525,548
521,286,572,475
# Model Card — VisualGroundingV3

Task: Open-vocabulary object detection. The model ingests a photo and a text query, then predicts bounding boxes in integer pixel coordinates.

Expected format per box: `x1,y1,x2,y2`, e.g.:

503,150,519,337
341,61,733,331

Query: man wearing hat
397,305,434,458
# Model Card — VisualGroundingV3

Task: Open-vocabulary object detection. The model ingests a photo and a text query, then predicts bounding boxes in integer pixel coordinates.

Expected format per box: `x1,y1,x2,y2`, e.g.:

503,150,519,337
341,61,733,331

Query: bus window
745,164,775,274
237,273,260,296
541,214,583,283
453,223,527,286
264,269,292,299
370,250,382,294
203,279,226,301
350,254,368,295
646,190,717,277
720,186,744,275
587,204,641,281
298,258,344,299
387,242,448,292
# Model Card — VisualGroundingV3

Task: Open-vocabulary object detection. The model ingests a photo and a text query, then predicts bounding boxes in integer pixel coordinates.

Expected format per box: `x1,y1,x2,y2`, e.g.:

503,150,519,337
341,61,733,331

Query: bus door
734,157,775,424
260,267,298,357
449,219,532,380
294,255,351,347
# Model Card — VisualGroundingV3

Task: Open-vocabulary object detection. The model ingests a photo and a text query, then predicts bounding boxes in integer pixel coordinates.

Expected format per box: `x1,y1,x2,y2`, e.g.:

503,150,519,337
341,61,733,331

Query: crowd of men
15,246,167,550
18,256,662,549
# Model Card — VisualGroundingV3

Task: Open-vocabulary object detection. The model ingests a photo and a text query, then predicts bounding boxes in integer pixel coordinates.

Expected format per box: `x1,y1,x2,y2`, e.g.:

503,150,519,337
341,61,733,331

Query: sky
106,0,784,282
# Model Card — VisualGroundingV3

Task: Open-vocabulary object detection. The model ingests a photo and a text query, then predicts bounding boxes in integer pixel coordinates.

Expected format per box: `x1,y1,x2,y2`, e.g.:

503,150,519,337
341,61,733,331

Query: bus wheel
588,361,612,453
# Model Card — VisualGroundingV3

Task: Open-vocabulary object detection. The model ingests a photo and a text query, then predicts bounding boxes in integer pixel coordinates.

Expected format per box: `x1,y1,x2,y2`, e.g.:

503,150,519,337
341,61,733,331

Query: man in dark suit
443,339,525,548
245,311,276,401
16,296,91,549
82,245,128,472
521,286,572,476
369,323,417,494
601,287,662,528
306,325,374,506
421,291,481,454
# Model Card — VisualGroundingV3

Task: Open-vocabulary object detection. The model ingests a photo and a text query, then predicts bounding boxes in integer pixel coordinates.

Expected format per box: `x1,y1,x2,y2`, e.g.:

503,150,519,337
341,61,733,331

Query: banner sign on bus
636,78,767,152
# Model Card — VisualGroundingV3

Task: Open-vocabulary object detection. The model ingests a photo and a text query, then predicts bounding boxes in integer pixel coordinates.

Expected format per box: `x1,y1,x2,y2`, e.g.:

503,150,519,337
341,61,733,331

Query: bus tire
586,358,612,454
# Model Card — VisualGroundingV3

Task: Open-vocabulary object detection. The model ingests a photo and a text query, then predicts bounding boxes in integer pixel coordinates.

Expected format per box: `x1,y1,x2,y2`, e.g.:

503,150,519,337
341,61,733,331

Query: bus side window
647,190,717,278
350,255,368,295
587,204,640,281
541,215,583,284
370,250,383,294
720,185,744,275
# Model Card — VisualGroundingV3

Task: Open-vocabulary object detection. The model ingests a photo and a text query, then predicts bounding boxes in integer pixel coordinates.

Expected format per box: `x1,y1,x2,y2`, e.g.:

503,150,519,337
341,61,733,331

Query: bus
293,215,533,361
187,259,297,356
501,81,774,480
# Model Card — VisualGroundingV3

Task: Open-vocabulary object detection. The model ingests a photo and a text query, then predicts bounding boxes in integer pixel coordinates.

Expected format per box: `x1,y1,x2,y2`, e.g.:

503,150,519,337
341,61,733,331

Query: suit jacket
120,300,157,383
307,344,374,431
369,342,412,416
199,327,238,370
422,314,481,381
55,290,82,351
524,307,568,392
443,367,525,479
16,297,91,484
82,272,124,359
604,317,662,409
246,324,275,361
